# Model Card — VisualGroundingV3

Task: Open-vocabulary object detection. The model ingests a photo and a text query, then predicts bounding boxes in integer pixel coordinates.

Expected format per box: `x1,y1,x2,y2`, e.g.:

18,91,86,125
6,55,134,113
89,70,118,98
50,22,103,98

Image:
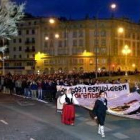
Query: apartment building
1,16,140,74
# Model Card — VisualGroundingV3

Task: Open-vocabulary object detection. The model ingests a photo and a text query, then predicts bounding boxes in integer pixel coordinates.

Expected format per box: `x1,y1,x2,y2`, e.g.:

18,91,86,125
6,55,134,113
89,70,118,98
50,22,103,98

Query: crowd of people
0,72,140,138
0,72,139,100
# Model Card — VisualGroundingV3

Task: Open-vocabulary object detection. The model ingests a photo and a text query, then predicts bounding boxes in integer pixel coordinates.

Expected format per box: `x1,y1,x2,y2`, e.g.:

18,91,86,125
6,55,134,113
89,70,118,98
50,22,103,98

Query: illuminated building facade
1,16,140,74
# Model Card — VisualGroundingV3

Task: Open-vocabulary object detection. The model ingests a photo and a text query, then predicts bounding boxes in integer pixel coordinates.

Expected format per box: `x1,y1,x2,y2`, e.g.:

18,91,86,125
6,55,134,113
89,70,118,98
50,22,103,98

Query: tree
0,0,25,75
0,0,25,40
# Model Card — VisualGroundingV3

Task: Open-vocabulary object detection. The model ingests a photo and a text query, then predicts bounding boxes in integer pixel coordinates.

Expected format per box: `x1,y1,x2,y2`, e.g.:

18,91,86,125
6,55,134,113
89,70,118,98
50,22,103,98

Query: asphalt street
0,93,140,140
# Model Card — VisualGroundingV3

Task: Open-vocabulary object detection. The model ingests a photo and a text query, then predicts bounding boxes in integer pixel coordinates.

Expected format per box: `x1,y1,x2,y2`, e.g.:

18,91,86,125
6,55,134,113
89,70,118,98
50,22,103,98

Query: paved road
0,93,140,140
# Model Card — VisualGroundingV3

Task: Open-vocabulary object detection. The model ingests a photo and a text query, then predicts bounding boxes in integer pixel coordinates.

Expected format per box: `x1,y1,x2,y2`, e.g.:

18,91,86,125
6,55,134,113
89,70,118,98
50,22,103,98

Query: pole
95,7,104,78
125,54,128,76
95,17,98,78
108,18,113,77
2,51,5,76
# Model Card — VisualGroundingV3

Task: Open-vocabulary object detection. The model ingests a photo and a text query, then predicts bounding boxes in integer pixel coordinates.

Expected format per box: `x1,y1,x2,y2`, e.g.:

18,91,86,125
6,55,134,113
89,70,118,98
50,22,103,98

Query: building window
13,47,16,51
32,54,35,58
58,40,62,47
50,41,54,47
5,63,9,67
44,60,49,65
64,40,67,47
19,55,22,58
79,30,83,37
79,59,83,64
132,33,135,39
13,39,16,43
64,31,67,38
14,55,16,58
101,39,106,46
94,47,99,53
102,59,107,64
94,39,99,45
73,31,77,38
19,46,22,51
14,62,22,66
18,30,22,35
25,38,30,44
101,48,107,54
27,61,34,66
26,30,29,35
79,39,83,46
101,31,106,37
44,42,48,48
73,40,77,46
19,38,22,43
94,31,99,37
32,38,35,43
32,29,35,34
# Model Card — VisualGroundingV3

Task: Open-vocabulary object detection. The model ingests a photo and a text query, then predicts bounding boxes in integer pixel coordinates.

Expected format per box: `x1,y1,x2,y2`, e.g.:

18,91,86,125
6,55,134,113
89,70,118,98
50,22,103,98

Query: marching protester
60,87,79,125
92,90,108,138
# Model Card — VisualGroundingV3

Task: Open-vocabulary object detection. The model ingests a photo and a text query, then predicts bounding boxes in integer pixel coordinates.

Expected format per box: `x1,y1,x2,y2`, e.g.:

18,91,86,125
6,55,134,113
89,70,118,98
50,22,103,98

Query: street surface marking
86,121,97,126
0,120,8,125
30,138,35,140
17,101,35,106
37,99,48,104
113,132,129,139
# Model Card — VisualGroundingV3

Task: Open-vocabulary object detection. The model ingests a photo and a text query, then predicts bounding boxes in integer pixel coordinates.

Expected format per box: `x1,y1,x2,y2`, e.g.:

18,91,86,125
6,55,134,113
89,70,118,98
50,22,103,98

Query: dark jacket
92,98,107,116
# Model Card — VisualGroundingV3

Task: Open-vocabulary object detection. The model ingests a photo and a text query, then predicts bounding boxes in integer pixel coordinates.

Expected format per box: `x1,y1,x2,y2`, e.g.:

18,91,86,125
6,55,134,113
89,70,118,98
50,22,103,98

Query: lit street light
122,45,131,76
54,33,59,39
108,3,117,77
110,3,116,9
95,3,116,78
45,36,49,41
49,18,55,24
118,27,124,34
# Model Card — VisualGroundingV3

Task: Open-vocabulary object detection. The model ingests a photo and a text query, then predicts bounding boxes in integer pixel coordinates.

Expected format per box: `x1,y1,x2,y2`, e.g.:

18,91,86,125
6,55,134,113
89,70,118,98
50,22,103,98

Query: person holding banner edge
92,90,108,138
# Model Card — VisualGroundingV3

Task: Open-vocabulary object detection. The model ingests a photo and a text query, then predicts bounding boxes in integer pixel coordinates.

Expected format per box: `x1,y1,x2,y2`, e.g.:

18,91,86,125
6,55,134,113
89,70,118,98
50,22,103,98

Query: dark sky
15,0,140,22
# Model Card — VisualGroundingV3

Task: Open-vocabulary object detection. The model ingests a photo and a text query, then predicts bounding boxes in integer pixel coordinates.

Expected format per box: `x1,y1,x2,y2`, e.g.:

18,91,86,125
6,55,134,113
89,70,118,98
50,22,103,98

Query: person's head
98,90,107,98
66,87,72,94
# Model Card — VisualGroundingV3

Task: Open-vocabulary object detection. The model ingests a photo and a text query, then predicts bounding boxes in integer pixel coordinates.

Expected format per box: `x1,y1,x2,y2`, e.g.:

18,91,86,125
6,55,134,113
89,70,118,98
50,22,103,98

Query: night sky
15,0,140,22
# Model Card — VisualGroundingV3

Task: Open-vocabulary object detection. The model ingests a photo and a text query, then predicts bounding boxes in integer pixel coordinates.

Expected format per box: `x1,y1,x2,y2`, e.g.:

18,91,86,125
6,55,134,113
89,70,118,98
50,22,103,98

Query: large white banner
58,83,140,120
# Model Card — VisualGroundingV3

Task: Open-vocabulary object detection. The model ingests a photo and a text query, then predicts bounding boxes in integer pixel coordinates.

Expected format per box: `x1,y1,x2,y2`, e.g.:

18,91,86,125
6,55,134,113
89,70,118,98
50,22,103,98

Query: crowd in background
0,72,139,102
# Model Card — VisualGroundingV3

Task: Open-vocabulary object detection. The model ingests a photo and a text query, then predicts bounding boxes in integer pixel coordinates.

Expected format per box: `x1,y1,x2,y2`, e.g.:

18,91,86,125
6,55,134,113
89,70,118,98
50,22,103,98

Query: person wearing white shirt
60,87,79,125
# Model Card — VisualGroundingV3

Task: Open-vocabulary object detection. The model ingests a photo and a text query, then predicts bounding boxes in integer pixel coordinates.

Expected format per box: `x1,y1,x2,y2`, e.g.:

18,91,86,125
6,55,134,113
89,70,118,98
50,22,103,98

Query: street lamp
54,33,59,39
122,45,131,76
95,3,117,78
132,63,136,71
45,36,49,41
49,18,55,24
108,3,117,77
110,3,116,9
118,27,124,34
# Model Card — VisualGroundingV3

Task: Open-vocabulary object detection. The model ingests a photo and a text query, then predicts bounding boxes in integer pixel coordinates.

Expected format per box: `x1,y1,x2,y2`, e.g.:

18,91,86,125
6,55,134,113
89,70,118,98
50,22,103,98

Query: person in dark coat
92,90,108,138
